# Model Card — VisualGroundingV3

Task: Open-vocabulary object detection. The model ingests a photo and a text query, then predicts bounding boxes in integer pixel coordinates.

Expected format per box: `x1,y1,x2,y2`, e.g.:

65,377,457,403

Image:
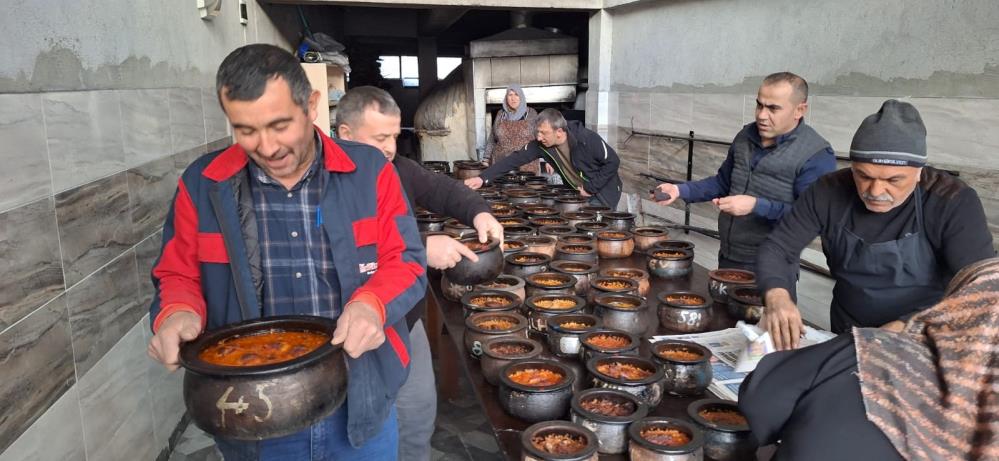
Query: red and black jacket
149,127,427,447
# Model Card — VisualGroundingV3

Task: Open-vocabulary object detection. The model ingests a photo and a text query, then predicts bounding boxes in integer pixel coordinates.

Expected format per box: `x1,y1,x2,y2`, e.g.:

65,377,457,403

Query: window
437,57,461,80
378,55,401,79
378,56,463,85
379,55,419,81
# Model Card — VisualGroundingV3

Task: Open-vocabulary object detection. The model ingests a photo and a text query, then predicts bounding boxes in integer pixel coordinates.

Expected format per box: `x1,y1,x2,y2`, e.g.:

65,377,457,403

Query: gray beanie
849,100,927,167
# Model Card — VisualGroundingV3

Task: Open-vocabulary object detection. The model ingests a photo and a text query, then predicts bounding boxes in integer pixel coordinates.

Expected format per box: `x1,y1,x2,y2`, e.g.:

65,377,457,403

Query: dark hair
215,44,313,113
763,72,809,103
535,108,567,132
334,86,401,130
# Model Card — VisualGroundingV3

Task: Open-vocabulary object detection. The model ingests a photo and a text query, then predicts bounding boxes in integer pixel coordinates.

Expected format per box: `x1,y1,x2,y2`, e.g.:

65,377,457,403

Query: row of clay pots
514,395,753,460
491,347,752,459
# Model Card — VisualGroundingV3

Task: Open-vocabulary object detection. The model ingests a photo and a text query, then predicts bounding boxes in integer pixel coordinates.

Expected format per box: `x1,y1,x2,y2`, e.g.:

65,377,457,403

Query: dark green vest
719,122,830,264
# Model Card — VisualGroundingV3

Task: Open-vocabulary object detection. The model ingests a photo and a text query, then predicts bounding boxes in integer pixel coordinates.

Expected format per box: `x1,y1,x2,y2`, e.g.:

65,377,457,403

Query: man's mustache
861,192,893,203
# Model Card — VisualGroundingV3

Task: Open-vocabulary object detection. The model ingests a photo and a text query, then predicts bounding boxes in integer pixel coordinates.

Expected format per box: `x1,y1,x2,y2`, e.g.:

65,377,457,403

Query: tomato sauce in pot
199,330,329,367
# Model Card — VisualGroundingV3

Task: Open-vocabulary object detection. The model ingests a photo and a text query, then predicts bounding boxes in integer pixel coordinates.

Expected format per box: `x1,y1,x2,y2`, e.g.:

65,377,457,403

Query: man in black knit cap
756,99,995,349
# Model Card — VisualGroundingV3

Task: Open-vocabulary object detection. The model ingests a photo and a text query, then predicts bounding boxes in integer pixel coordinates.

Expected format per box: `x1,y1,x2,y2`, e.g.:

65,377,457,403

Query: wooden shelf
302,62,347,134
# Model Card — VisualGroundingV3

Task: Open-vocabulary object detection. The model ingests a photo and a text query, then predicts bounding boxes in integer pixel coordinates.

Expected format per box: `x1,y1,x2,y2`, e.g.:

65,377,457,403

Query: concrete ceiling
265,0,603,11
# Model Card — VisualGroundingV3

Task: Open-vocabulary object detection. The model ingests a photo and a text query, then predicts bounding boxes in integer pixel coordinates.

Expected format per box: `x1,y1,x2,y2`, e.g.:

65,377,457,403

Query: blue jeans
215,405,398,461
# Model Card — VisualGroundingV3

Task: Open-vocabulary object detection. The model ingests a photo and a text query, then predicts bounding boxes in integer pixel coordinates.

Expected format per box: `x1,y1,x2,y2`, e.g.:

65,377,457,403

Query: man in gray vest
654,72,836,271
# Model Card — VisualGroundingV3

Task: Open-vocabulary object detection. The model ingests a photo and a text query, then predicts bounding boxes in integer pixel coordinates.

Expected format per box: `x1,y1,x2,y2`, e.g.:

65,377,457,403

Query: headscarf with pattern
500,84,528,121
854,257,999,460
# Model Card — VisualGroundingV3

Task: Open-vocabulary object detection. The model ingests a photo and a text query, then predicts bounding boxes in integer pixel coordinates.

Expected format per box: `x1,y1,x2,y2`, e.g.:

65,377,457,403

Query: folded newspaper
651,324,836,401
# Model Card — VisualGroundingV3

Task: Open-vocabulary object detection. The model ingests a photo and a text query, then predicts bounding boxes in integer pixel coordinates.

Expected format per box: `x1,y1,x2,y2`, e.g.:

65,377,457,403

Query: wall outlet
197,0,222,20
238,0,248,25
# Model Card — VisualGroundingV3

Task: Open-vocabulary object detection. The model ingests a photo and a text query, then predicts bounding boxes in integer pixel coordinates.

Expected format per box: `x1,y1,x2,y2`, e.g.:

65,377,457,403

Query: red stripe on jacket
152,180,207,332
347,162,425,324
385,326,410,367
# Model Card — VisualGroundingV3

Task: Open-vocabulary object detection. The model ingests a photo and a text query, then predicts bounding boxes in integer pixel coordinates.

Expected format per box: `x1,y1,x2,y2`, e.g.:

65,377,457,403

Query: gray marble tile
121,89,172,169
0,197,65,331
650,139,730,183
171,447,223,461
175,144,208,175
911,97,999,170
694,141,730,178
77,320,154,461
618,92,651,132
0,296,75,453
170,89,206,156
148,309,186,457
128,154,180,240
151,368,186,454
647,139,728,229
688,201,721,229
743,94,757,125
202,88,230,144
650,93,693,136
809,96,893,155
66,251,143,377
691,93,745,142
43,90,125,193
136,232,163,310
206,137,232,154
489,57,521,85
55,172,137,287
519,56,549,86
0,93,51,212
605,92,620,149
0,385,86,461
90,400,157,461
649,137,692,182
614,126,650,195
169,425,220,461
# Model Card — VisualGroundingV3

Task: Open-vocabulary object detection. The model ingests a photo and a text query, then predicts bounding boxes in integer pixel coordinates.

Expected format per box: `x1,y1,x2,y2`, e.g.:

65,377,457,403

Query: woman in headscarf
484,84,539,174
739,257,999,460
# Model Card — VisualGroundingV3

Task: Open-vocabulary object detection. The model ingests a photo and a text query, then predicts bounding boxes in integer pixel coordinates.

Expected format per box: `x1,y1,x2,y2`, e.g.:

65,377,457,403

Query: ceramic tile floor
166,354,503,461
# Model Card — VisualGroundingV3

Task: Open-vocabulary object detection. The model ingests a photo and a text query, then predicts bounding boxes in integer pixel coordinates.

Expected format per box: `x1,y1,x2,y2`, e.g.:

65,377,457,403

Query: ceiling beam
419,8,469,35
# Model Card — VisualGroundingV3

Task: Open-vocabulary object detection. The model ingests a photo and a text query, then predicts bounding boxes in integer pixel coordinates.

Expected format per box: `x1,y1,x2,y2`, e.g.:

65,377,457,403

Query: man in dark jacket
335,86,503,461
756,100,994,349
464,109,623,209
147,45,427,460
653,72,836,271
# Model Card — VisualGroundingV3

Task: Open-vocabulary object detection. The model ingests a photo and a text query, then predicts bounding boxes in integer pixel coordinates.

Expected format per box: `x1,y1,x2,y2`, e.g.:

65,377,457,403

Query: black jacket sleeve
395,156,490,225
739,335,903,460
580,131,620,194
756,180,826,295
936,186,996,274
479,143,544,181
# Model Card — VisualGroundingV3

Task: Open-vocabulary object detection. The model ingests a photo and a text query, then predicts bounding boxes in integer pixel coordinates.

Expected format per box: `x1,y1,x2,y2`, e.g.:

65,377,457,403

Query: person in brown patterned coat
484,84,539,174
739,257,999,461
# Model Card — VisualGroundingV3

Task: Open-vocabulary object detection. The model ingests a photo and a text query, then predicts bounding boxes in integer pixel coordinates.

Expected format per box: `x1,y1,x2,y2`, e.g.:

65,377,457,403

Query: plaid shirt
248,136,340,318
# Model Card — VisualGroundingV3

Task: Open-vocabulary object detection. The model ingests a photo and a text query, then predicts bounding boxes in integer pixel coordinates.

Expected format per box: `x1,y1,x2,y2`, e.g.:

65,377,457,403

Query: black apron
826,189,945,333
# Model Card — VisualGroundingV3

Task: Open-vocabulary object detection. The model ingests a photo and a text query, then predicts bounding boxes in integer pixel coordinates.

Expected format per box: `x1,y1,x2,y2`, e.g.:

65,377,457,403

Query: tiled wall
0,87,231,460
607,91,999,252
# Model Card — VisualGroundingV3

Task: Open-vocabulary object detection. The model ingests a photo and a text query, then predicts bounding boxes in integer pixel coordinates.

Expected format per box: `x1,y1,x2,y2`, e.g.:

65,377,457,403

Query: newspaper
651,326,836,401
